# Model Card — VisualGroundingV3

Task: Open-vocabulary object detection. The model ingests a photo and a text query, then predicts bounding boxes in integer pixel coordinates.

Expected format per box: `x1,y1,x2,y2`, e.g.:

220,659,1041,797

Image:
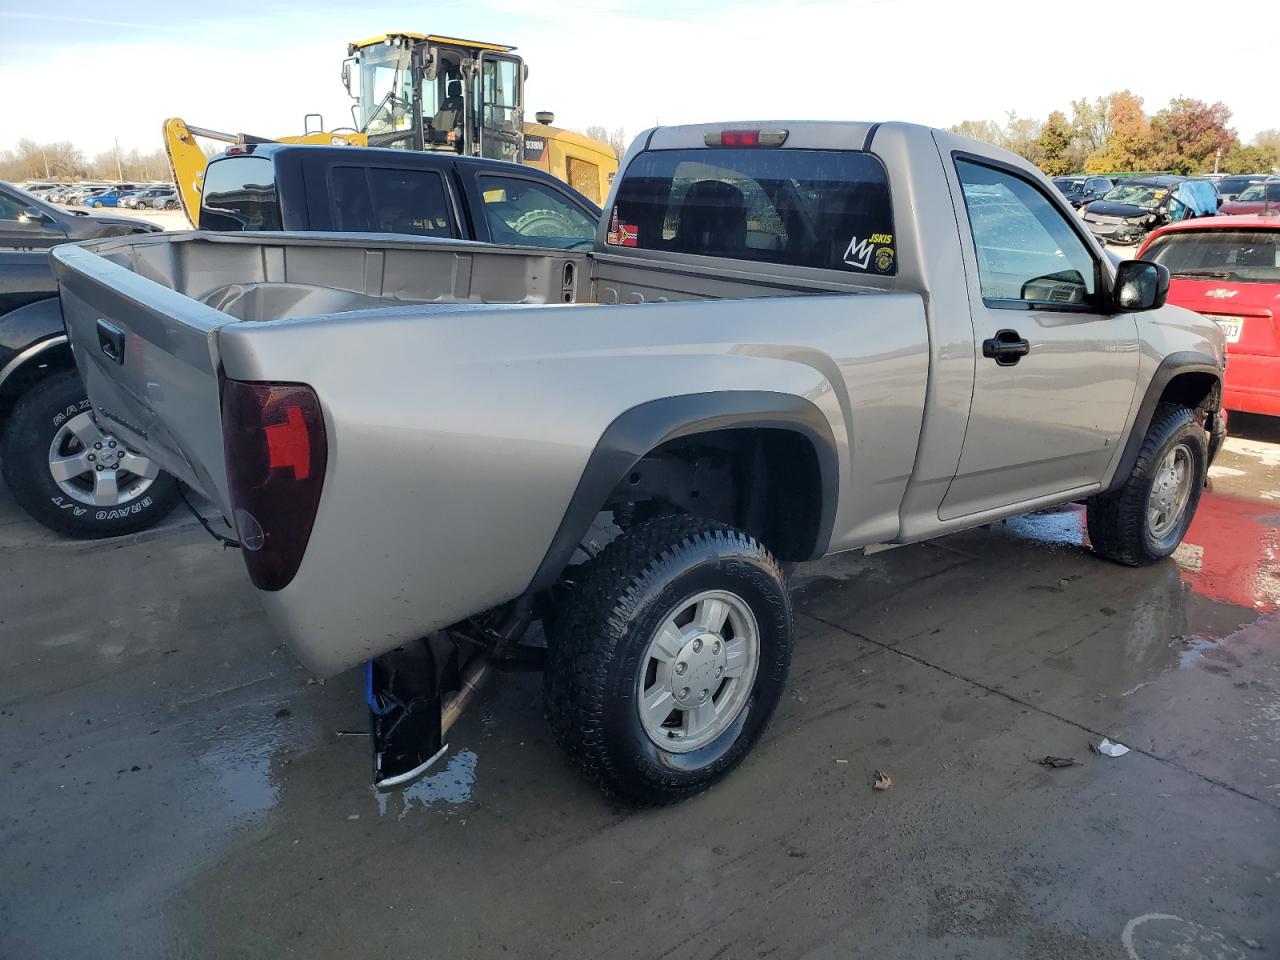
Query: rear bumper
1224,353,1280,417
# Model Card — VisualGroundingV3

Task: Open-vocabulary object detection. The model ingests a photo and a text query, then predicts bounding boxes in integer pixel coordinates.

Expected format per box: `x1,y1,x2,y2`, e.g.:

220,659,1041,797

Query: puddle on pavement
1003,495,1279,614
1173,493,1280,613
192,714,281,820
372,748,478,821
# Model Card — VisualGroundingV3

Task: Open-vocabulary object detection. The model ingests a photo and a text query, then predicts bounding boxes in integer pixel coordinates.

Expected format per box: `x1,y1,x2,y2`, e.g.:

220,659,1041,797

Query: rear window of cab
609,148,897,275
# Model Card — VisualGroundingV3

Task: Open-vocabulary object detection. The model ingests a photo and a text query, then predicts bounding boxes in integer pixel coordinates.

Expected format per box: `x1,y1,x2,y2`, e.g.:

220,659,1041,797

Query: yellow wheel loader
165,33,618,225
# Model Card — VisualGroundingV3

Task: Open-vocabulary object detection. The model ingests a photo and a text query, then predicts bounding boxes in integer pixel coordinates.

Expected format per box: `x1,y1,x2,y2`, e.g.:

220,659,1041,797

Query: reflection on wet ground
2,427,1279,959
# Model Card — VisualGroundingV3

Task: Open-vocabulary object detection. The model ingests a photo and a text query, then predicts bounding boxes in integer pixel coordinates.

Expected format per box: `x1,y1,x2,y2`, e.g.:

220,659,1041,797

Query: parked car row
1053,171,1279,248
20,181,178,209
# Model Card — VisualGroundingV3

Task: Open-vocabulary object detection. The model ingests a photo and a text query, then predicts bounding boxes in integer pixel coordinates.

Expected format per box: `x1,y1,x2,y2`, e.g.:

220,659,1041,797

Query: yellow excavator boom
163,118,367,225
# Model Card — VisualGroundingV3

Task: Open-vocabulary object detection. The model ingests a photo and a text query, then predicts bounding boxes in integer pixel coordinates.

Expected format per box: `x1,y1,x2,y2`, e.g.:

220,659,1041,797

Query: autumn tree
1150,97,1235,174
1084,90,1153,173
1036,111,1074,175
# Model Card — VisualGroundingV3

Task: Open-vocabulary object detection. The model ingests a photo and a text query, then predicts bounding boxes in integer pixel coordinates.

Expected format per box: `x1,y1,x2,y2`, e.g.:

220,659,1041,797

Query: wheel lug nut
96,465,103,471
88,454,95,461
675,662,687,675
678,687,690,700
698,690,708,702
108,441,116,448
712,641,721,654
715,667,723,679
94,442,102,449
692,639,702,653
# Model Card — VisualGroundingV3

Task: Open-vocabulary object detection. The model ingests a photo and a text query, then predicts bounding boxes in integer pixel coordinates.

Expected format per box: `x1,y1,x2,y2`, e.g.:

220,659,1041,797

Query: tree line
0,138,197,184
951,91,1279,177
2,126,628,185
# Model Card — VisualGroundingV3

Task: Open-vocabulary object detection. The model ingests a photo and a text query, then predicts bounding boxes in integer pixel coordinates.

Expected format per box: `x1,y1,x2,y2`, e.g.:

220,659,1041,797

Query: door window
328,166,455,237
479,56,521,163
478,175,597,249
956,159,1098,306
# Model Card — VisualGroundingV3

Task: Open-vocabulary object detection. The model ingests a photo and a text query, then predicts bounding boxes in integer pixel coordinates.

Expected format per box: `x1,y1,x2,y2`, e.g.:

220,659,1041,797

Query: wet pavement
1,421,1278,960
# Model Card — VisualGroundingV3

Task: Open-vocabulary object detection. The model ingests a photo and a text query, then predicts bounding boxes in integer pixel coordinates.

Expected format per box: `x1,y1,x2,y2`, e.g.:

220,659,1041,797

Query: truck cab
199,143,600,249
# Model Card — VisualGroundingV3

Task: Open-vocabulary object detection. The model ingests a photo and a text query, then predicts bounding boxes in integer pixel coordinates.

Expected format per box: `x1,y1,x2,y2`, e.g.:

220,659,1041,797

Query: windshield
1144,229,1280,282
355,45,416,136
1101,182,1169,209
1054,178,1085,191
1236,182,1280,202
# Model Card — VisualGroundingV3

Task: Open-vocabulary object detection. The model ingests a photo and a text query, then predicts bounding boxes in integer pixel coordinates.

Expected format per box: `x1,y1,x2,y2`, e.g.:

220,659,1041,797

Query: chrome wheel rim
48,411,159,507
636,589,759,753
1148,442,1193,539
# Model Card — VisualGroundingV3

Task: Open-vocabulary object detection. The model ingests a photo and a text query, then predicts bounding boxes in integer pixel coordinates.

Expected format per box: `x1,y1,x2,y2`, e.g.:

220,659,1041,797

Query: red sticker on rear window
606,207,638,246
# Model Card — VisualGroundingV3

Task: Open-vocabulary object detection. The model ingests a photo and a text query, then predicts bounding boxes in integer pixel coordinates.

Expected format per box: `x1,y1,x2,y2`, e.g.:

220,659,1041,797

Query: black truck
0,147,601,537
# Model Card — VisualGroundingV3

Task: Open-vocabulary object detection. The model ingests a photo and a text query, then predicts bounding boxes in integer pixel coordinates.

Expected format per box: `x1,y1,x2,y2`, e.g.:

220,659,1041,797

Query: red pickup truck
1138,214,1280,417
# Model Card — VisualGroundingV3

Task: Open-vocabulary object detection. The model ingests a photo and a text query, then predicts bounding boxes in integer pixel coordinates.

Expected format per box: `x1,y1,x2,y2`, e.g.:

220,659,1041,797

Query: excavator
164,33,618,225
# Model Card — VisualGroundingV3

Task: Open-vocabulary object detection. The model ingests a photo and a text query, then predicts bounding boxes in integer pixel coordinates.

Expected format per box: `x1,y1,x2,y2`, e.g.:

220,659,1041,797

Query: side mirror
423,47,439,82
341,56,356,97
1216,197,1224,208
18,207,50,224
1113,260,1169,312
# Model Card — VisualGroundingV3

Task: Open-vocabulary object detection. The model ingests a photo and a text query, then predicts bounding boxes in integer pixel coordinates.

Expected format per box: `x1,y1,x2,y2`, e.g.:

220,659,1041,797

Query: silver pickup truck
52,121,1225,804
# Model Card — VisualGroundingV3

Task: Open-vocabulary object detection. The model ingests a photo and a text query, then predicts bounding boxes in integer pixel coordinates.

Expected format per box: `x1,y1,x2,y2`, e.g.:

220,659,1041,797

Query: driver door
940,157,1139,520
476,53,524,164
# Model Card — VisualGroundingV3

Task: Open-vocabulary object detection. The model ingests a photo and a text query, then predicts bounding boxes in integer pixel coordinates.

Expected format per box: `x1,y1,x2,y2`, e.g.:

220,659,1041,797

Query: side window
200,156,282,231
566,157,601,204
328,166,455,238
956,158,1098,306
478,175,597,249
0,191,28,219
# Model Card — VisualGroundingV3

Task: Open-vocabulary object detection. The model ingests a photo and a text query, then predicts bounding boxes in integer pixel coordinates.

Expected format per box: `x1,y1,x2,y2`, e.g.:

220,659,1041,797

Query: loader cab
346,34,524,164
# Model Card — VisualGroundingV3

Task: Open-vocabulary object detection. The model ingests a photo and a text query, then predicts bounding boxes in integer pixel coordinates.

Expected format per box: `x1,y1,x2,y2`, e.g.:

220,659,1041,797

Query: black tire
1087,403,1207,566
544,516,792,805
1,371,181,538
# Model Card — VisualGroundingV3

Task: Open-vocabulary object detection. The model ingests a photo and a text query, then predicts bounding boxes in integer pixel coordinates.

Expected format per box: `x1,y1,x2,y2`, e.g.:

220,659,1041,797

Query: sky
0,0,1275,158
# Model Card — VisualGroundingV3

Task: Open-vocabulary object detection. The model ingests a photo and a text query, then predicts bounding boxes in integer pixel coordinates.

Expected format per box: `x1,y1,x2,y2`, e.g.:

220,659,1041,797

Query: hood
75,212,162,235
1084,200,1154,221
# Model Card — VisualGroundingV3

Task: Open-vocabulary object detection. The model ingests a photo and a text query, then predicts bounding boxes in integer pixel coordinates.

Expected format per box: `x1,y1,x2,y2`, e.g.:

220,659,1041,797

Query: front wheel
544,516,792,805
1,370,181,538
1087,403,1207,565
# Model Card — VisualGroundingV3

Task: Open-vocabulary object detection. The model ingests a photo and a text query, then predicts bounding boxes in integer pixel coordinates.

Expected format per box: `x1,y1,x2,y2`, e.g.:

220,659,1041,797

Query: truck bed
53,230,927,674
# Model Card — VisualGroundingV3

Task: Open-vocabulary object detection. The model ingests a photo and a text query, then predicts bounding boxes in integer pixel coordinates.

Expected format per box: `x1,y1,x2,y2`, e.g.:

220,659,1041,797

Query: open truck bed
54,229,924,676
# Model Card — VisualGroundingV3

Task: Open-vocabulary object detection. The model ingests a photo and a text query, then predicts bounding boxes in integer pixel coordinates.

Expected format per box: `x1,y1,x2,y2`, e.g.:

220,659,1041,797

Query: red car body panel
1138,215,1280,417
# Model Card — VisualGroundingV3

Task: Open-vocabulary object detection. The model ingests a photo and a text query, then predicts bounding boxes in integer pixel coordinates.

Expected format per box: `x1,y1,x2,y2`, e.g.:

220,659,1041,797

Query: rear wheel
1087,403,1206,565
1,371,180,538
544,516,792,805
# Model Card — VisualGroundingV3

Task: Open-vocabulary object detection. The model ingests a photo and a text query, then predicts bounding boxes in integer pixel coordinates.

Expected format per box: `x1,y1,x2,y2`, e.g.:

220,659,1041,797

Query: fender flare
527,390,841,592
0,297,71,397
1107,351,1222,491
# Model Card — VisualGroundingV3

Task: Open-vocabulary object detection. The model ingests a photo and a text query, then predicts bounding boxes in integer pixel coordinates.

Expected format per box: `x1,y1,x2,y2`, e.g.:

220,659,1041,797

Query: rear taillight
221,380,327,591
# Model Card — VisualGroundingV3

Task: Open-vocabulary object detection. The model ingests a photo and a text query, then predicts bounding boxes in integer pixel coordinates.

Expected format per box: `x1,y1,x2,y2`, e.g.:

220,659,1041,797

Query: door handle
982,329,1030,366
96,318,125,365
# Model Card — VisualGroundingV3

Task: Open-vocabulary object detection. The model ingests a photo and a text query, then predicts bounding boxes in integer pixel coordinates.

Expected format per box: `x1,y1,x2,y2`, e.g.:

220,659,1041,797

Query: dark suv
1052,175,1113,208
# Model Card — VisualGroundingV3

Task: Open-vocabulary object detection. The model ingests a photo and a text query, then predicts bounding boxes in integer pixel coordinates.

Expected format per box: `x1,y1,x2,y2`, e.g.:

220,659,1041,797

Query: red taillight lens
221,380,327,591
